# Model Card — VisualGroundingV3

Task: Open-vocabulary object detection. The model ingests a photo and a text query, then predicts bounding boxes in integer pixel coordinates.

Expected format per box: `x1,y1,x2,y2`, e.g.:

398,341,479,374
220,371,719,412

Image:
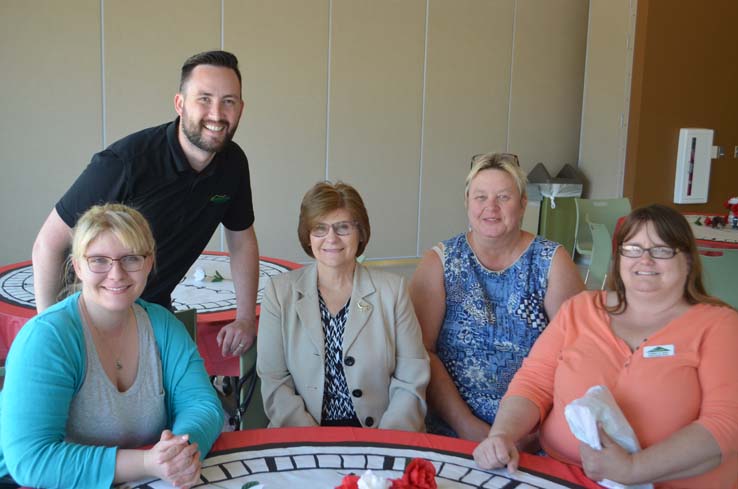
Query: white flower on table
357,470,391,489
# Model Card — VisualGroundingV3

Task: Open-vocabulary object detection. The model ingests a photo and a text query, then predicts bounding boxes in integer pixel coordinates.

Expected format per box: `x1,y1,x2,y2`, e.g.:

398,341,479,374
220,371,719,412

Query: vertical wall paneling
508,0,589,175
0,0,102,264
328,0,426,258
578,0,635,198
104,0,221,144
418,0,515,253
225,0,330,263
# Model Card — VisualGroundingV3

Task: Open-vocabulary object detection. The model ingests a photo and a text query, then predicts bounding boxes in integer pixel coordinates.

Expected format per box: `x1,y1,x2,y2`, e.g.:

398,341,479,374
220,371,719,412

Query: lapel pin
357,300,370,312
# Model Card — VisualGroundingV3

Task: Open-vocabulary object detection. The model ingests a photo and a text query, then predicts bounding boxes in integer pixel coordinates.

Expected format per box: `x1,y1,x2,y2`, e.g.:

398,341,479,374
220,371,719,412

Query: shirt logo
643,344,675,358
209,194,231,204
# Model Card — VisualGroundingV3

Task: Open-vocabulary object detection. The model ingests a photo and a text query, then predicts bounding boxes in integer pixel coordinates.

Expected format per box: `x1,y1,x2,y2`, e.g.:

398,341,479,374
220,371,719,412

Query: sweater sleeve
379,275,430,431
694,307,738,456
147,303,223,457
0,301,117,489
504,294,575,423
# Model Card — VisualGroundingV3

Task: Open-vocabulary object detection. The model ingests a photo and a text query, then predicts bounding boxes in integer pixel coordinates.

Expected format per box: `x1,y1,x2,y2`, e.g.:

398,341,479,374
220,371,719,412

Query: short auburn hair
297,181,371,258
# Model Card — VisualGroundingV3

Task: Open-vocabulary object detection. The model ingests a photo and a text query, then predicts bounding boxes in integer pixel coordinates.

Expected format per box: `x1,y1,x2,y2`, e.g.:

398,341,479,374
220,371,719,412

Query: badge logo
210,194,231,204
643,344,675,358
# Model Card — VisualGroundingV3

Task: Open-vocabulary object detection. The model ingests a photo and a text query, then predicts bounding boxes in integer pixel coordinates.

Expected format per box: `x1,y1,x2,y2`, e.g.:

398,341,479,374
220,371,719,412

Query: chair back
700,249,738,308
574,198,631,258
585,221,612,290
236,343,269,429
173,308,197,344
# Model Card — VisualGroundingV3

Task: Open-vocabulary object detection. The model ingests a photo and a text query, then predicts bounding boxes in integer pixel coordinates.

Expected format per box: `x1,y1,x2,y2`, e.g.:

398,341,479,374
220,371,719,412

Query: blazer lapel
343,264,376,351
293,263,325,357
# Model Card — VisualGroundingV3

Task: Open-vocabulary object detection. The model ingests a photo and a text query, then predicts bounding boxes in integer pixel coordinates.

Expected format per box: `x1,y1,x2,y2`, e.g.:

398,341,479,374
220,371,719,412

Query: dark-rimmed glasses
310,221,359,237
619,245,678,260
85,255,147,273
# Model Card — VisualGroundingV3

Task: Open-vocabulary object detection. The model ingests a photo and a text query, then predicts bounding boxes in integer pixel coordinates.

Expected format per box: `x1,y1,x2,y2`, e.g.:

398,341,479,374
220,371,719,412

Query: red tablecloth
0,254,301,376
208,427,601,488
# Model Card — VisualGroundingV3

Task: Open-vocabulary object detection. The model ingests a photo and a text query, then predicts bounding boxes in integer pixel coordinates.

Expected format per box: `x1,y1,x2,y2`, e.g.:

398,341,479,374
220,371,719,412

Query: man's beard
180,112,238,153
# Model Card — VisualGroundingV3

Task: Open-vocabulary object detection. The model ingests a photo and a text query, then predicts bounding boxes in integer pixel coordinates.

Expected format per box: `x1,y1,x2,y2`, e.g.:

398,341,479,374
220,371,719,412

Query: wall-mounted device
673,128,713,204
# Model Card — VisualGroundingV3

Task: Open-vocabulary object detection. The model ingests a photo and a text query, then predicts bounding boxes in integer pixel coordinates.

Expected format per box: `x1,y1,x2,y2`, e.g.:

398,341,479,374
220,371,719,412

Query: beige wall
1,0,592,266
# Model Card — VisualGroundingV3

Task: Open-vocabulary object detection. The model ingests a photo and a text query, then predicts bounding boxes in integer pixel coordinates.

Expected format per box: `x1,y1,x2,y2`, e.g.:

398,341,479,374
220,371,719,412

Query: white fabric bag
564,385,653,489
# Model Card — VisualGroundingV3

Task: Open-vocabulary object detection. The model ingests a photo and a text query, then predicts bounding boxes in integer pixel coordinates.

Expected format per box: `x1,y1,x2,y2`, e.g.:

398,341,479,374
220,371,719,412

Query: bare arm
32,209,73,312
217,226,259,357
473,395,541,472
543,246,584,320
408,249,489,441
581,422,721,484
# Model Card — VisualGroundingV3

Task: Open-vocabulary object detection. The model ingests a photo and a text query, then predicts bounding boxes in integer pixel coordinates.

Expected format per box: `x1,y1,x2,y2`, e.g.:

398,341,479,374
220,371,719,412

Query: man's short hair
179,50,242,92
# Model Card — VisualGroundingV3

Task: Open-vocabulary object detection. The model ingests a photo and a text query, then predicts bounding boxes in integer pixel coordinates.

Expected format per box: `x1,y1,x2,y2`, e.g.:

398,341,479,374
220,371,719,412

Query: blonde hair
297,181,370,258
72,204,155,264
465,152,527,201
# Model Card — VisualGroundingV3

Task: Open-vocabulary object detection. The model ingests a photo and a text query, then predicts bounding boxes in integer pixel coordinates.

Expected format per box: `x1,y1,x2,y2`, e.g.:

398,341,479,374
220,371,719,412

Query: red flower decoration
396,459,437,489
336,458,437,489
336,473,360,489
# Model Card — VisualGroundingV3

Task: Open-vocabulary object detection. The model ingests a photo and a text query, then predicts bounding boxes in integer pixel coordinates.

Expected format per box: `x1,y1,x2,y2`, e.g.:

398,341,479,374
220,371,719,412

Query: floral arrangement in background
694,197,738,229
335,458,437,489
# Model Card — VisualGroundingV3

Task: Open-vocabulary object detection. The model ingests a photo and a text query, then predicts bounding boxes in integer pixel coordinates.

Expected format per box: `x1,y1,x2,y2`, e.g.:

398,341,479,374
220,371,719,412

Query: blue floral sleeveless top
430,233,558,435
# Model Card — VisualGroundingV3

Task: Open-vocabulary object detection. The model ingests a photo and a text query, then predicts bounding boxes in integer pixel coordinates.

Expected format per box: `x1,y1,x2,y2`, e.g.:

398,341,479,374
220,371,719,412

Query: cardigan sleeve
146,302,223,457
0,301,118,489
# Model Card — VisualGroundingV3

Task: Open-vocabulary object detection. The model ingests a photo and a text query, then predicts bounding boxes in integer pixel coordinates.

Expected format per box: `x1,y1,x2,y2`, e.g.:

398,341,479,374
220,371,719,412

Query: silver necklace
80,297,129,370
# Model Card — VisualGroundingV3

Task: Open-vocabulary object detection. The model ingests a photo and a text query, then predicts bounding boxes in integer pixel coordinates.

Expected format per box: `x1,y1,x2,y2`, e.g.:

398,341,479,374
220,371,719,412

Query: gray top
66,303,167,448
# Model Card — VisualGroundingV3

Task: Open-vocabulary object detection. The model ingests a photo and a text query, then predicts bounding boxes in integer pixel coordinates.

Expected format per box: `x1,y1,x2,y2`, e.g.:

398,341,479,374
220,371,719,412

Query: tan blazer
256,263,429,431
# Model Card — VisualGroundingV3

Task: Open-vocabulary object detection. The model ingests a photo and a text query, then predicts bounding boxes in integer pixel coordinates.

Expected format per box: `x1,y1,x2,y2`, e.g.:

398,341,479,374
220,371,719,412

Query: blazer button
352,389,363,398
365,416,374,427
344,356,355,366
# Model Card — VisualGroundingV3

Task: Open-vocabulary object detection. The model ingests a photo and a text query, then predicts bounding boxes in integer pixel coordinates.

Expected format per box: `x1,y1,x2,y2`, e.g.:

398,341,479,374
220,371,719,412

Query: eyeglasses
619,245,679,260
85,255,148,273
310,221,359,237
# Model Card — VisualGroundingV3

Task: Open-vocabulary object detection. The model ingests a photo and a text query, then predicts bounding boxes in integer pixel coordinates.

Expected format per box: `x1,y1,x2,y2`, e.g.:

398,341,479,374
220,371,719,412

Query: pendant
115,360,123,370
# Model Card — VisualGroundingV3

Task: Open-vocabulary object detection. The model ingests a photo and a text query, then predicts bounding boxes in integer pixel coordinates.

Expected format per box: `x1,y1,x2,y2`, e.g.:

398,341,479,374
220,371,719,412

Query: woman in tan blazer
257,182,429,431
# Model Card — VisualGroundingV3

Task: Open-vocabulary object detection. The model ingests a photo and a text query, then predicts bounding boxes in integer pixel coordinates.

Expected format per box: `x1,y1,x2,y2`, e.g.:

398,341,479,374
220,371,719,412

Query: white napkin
564,385,653,489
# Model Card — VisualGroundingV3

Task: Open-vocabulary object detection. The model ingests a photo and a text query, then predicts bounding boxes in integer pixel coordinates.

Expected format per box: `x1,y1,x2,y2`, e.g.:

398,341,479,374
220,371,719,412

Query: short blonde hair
72,204,156,265
297,181,370,258
465,153,527,200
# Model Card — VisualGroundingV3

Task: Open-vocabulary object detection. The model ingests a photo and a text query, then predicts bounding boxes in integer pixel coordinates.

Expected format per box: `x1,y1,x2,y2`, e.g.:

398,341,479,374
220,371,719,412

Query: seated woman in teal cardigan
0,204,222,489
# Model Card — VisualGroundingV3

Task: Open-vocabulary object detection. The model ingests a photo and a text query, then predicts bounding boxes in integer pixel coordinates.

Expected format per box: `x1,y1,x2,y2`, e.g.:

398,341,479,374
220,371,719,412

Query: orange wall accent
625,0,738,213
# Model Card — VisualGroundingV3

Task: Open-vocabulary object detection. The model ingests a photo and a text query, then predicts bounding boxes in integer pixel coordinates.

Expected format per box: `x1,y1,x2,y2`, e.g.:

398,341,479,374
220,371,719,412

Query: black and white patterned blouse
319,293,359,426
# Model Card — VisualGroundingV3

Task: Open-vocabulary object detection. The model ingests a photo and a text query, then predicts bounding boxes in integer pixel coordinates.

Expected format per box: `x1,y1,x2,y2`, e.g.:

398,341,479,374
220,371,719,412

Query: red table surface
211,427,601,489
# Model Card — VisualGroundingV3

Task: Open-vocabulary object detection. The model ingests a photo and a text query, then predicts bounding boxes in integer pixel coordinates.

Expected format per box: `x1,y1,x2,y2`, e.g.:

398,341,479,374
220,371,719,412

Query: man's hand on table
216,317,256,357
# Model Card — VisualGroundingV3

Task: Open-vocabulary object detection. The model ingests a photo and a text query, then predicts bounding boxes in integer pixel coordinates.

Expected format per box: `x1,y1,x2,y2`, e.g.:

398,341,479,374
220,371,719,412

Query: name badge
643,344,675,358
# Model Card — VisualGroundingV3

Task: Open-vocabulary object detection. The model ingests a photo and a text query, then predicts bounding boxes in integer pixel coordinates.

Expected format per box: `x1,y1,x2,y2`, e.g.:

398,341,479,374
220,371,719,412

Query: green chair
585,221,612,290
234,343,269,429
538,196,579,257
173,308,198,344
700,249,738,308
574,197,631,259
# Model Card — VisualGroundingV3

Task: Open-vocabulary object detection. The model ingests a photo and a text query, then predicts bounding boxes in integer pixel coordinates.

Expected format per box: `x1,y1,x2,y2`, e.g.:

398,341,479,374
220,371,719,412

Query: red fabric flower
336,473,360,489
397,459,437,489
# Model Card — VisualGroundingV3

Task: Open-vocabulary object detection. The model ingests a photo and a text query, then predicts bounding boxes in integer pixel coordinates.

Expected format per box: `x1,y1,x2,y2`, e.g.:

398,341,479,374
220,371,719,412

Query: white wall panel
328,0,426,258
419,0,515,252
225,0,329,263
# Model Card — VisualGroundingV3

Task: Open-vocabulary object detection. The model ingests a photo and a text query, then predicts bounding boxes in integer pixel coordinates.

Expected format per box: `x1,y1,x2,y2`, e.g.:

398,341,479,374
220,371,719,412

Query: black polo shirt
56,118,254,307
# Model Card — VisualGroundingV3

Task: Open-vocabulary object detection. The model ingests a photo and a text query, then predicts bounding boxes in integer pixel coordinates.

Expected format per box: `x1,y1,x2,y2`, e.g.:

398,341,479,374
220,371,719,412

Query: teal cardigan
0,293,223,488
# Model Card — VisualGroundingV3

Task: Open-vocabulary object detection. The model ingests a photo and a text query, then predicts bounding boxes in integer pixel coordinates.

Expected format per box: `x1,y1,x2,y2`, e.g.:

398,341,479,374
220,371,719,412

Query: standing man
32,50,258,357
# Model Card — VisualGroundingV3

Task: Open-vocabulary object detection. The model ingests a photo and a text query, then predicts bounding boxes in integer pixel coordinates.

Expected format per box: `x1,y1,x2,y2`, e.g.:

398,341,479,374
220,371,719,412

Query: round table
125,427,600,489
0,253,301,375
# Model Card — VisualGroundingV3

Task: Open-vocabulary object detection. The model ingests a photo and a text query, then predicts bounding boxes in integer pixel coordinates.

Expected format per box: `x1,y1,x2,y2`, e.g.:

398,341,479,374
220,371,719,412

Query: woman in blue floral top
409,152,583,441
